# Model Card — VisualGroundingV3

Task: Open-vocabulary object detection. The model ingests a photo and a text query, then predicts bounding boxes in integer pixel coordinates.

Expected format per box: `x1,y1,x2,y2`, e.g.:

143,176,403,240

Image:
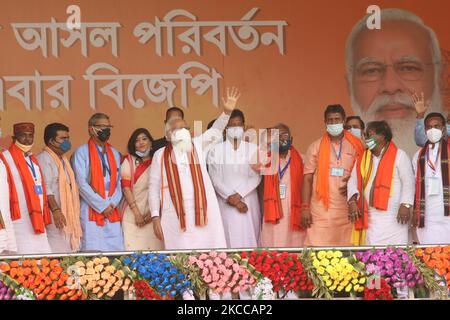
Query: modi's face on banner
346,8,444,155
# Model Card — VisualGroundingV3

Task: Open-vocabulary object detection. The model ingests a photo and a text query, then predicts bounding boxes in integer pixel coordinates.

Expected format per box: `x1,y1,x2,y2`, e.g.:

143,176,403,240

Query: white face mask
426,128,443,144
171,128,192,153
135,148,151,158
226,126,244,140
349,128,362,138
327,123,344,136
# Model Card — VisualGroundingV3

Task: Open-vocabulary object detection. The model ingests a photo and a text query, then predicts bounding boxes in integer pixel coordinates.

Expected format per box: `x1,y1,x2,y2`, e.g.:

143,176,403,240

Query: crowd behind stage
1,86,450,256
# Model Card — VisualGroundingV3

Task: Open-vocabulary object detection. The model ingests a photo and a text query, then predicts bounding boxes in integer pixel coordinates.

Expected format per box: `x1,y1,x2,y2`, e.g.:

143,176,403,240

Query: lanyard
278,157,291,180
26,156,37,181
96,145,111,177
426,143,441,173
332,139,343,162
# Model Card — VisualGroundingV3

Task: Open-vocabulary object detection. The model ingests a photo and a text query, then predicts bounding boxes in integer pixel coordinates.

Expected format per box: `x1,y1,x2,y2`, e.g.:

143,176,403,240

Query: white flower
251,277,276,300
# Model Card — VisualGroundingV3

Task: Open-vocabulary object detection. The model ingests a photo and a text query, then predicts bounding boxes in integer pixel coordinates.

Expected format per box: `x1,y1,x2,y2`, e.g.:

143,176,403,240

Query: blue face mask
59,139,72,153
446,124,450,137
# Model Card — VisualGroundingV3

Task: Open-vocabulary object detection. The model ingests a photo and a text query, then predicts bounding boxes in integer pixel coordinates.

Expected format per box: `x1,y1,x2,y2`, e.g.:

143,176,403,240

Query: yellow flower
351,271,359,279
330,258,339,266
345,275,352,282
359,277,366,284
317,266,325,275
345,284,353,292
326,280,333,287
354,284,360,292
341,280,349,287
330,271,338,280
329,285,337,291
333,251,343,259
340,258,349,264
337,285,344,292
346,265,354,272
335,264,343,273
322,275,330,281
321,258,330,266
326,251,335,259
352,279,359,285
313,260,321,269
358,286,365,293
326,265,334,274
317,251,327,260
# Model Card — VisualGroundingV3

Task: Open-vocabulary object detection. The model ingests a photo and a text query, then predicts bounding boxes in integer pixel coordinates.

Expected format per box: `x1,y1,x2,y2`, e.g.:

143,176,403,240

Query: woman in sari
121,128,163,251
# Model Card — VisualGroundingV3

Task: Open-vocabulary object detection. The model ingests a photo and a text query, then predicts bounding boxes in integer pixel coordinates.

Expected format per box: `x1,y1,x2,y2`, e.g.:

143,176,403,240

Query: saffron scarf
263,146,304,230
351,142,398,245
162,143,207,231
414,140,450,228
0,144,52,234
43,147,82,251
316,131,364,209
87,138,121,226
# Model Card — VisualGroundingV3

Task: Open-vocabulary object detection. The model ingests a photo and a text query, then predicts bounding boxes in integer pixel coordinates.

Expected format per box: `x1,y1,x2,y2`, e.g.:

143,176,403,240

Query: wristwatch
401,203,412,209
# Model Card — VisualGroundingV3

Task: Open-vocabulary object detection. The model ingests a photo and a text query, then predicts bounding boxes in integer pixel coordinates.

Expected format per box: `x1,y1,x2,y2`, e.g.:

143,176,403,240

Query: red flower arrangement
241,251,314,293
363,278,393,300
133,280,163,300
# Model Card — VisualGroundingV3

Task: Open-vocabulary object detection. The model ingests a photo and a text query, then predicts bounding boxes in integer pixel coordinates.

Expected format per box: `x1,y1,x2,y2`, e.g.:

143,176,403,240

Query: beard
350,89,443,156
172,139,193,153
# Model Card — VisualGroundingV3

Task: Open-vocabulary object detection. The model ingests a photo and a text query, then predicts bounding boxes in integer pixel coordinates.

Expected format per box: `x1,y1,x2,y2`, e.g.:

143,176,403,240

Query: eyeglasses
352,60,438,82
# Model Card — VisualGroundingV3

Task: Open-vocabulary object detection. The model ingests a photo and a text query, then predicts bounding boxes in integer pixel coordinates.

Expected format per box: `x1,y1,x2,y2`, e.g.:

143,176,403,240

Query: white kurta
36,150,74,253
0,159,17,254
412,142,450,245
1,150,51,254
149,113,229,250
207,139,262,248
347,148,415,245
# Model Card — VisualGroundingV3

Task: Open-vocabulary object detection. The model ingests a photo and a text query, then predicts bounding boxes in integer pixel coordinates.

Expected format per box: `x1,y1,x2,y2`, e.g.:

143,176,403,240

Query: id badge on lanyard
27,157,43,195
330,140,344,177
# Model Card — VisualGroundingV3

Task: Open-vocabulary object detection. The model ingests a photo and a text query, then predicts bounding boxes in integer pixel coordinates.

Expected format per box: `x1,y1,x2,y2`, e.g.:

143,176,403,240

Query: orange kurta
303,137,359,246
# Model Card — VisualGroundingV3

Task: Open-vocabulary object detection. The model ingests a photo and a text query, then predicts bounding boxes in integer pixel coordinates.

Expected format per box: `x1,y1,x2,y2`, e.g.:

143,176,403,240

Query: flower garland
240,251,313,294
312,250,367,294
0,258,85,300
363,278,394,300
355,247,423,292
188,251,255,295
122,253,189,298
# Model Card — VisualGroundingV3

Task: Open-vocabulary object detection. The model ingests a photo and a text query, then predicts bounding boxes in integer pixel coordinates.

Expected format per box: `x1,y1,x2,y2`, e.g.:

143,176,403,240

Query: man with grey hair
72,113,124,252
345,8,444,156
149,88,240,251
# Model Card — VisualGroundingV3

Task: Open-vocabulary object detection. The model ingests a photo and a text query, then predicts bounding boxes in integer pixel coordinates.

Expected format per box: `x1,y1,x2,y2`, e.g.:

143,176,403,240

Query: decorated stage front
0,246,449,300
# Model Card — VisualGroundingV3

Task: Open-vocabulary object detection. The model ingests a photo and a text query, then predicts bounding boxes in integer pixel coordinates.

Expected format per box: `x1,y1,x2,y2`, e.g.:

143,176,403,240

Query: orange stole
263,146,304,230
87,139,121,226
316,131,364,209
1,144,52,234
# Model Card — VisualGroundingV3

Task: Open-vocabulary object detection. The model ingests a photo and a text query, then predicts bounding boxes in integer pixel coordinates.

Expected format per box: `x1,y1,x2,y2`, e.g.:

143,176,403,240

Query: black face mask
96,128,111,142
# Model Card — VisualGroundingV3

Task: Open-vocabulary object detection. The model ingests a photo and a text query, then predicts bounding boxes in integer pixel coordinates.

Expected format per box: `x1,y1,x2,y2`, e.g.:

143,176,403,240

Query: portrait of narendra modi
345,8,444,156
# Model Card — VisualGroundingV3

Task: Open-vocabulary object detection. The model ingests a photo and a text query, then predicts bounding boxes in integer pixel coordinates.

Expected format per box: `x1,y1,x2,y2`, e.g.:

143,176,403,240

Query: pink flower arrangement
188,251,255,294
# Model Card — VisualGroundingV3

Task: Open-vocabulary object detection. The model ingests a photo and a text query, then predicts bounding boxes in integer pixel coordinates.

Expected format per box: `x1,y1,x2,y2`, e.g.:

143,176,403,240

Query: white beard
350,89,443,157
172,139,193,154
